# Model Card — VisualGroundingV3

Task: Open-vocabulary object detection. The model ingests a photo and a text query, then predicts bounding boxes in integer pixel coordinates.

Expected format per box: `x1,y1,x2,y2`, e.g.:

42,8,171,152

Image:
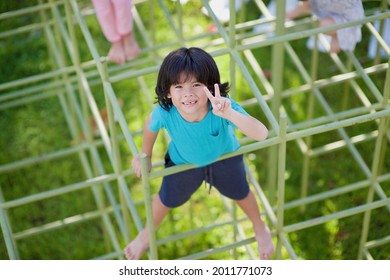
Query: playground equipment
0,0,389,259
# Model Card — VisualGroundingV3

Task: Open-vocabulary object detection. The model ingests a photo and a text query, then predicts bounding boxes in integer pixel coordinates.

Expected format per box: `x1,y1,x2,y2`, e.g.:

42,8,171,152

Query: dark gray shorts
159,153,250,208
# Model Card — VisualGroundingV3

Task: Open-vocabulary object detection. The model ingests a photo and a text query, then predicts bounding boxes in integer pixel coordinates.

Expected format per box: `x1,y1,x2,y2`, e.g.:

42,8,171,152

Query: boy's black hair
155,47,229,111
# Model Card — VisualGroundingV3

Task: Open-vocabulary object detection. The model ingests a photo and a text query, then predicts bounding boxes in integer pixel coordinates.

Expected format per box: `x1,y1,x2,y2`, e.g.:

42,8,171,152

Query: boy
125,47,274,260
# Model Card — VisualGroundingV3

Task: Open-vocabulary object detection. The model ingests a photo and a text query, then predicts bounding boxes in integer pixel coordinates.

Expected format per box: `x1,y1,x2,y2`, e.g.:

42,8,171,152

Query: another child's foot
108,41,126,64
123,32,141,61
124,230,149,260
255,225,274,260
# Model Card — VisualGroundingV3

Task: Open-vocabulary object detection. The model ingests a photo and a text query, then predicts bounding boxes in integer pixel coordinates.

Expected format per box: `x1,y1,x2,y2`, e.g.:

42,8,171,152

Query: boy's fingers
203,87,214,101
214,84,221,98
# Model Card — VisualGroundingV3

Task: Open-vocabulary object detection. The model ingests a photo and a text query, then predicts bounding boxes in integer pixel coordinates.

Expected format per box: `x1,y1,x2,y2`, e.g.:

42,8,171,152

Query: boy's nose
183,89,193,97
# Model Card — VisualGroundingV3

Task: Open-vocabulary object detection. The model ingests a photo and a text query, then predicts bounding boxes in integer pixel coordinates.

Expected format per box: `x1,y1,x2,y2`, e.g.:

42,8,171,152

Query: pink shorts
92,0,133,42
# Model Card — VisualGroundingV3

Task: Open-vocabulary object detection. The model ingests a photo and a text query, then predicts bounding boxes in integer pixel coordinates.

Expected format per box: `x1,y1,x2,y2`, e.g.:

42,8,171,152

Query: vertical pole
268,0,286,204
375,56,390,176
300,34,319,212
0,187,20,259
358,57,390,259
373,0,388,65
49,0,81,143
229,0,238,259
229,0,237,99
140,154,158,259
65,0,92,145
101,59,131,244
276,115,287,259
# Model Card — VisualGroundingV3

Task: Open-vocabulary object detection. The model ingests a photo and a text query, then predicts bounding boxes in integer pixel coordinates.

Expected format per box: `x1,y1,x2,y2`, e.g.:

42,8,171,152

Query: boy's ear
167,92,171,98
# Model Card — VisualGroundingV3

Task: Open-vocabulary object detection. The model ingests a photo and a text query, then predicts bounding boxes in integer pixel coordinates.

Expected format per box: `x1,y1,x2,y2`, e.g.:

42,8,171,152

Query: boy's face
167,75,210,122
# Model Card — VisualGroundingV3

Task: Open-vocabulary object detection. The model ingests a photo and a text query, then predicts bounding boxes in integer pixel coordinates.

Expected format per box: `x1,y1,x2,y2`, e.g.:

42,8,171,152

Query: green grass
0,0,389,260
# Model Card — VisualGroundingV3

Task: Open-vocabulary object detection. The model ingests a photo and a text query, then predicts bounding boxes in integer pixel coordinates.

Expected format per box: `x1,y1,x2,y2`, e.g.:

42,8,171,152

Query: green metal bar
157,216,247,245
140,153,158,259
62,1,121,254
222,196,256,259
358,91,390,258
230,50,279,132
146,107,390,181
276,115,287,259
365,235,390,250
283,197,390,233
0,187,19,259
0,172,117,209
241,12,390,50
101,59,131,243
300,36,319,212
158,0,182,44
229,0,237,100
0,88,63,111
0,2,56,19
281,63,388,99
284,172,390,211
310,131,378,156
103,80,139,155
267,0,286,205
247,159,298,260
346,52,383,102
13,207,115,240
288,103,384,132
228,0,238,259
281,33,390,213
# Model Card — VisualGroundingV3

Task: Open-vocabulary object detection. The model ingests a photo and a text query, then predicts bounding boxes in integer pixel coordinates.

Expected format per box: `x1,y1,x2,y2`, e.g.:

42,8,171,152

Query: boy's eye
174,85,182,89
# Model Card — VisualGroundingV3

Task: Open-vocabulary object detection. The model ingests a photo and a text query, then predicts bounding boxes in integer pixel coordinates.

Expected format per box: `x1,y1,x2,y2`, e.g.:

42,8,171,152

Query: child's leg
107,41,126,64
122,32,141,61
320,17,340,53
92,0,121,42
286,1,311,20
111,0,141,61
124,194,170,260
112,0,133,36
92,0,126,63
236,191,274,260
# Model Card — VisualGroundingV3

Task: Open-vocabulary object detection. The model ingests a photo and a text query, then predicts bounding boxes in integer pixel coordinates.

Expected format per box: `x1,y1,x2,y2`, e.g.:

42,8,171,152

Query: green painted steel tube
140,153,158,259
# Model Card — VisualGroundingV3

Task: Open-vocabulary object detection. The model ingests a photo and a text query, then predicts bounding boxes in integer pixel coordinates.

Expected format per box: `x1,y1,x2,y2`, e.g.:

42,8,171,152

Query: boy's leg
124,153,203,260
236,191,274,260
210,156,274,259
124,194,170,260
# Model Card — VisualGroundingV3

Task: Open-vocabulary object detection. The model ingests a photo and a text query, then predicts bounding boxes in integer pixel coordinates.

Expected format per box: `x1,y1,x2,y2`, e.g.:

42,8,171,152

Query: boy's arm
141,113,159,157
225,110,268,141
132,113,159,177
204,85,268,141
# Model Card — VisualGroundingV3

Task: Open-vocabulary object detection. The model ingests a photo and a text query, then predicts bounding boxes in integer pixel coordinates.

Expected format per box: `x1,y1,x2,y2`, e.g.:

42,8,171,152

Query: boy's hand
132,154,152,178
204,84,232,119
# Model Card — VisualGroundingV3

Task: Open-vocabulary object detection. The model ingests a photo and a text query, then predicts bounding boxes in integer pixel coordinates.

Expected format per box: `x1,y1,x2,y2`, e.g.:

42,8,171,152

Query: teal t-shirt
149,98,249,166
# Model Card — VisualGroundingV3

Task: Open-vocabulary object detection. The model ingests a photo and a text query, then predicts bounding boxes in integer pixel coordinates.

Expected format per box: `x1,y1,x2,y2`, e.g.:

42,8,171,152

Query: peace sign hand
203,84,232,119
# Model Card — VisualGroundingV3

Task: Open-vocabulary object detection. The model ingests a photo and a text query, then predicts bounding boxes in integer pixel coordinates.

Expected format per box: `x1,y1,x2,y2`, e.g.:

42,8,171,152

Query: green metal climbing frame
0,0,389,260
